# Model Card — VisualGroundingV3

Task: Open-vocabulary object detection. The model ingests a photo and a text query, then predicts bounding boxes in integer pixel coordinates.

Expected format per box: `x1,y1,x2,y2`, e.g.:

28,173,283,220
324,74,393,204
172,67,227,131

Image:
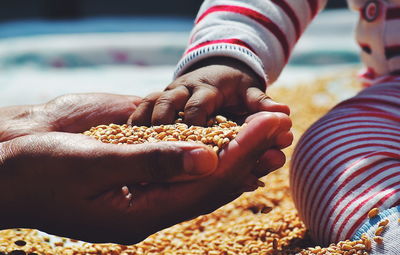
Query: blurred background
1,0,347,21
0,0,359,107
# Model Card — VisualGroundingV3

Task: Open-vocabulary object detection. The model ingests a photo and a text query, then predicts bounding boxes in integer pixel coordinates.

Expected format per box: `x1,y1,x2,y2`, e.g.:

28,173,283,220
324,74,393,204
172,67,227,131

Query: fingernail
184,148,217,175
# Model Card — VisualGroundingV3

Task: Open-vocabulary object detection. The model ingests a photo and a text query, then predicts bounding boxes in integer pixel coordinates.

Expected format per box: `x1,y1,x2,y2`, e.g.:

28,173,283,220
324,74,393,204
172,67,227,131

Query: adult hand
0,93,217,241
129,57,290,126
0,109,292,245
0,93,142,142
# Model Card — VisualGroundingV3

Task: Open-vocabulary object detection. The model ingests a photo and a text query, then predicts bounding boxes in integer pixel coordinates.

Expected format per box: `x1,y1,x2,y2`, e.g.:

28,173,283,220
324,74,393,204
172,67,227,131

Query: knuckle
185,100,205,115
141,93,161,105
253,91,268,103
154,96,174,108
175,75,214,90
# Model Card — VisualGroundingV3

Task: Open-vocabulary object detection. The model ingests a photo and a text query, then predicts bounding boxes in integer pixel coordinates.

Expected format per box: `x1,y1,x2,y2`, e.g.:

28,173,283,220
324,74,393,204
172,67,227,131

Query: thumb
245,87,290,115
81,137,218,187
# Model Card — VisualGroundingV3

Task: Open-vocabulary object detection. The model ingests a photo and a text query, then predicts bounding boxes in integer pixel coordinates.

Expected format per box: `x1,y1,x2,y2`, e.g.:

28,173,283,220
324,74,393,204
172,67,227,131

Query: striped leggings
290,81,400,245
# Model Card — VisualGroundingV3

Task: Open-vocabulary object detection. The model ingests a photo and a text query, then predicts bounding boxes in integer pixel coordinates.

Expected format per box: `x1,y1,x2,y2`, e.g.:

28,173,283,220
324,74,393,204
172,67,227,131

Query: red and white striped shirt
174,0,400,87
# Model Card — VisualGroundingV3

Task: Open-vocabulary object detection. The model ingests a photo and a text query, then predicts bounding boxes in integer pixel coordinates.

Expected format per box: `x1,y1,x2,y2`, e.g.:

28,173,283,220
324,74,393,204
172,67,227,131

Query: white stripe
335,182,400,242
174,43,266,81
290,117,399,208
321,161,400,239
189,13,287,82
303,142,400,225
293,121,397,191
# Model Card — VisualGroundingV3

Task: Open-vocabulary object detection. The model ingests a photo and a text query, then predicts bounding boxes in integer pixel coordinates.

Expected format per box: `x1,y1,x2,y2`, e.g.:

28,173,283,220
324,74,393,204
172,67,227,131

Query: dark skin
0,93,292,245
129,57,290,126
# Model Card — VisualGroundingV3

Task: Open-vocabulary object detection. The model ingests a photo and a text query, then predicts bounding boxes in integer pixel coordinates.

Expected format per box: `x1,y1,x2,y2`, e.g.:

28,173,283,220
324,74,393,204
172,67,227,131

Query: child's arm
130,0,328,126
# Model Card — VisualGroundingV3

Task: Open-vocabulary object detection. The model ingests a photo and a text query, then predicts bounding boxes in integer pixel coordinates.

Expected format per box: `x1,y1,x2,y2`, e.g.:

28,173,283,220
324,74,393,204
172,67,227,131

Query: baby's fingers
151,87,190,125
245,87,290,115
128,92,162,126
184,86,223,126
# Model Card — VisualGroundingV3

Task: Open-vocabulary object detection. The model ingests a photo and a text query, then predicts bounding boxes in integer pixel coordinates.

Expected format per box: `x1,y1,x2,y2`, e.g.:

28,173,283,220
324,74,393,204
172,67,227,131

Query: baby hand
129,57,289,126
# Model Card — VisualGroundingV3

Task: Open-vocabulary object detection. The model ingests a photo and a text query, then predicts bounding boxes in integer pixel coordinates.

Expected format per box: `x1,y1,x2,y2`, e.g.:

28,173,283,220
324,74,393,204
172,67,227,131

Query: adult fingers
215,112,284,187
10,132,218,191
128,92,162,126
46,93,142,133
245,87,290,115
151,86,190,125
75,136,219,191
183,86,223,126
275,131,294,149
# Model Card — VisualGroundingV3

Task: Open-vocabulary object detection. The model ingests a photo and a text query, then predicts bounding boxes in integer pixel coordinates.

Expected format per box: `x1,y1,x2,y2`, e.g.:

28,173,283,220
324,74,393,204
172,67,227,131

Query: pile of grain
83,114,241,153
0,71,373,254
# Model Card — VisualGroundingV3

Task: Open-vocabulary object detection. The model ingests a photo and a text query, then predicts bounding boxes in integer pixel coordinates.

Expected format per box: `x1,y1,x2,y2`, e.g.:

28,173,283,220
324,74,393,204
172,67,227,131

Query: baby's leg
290,81,400,252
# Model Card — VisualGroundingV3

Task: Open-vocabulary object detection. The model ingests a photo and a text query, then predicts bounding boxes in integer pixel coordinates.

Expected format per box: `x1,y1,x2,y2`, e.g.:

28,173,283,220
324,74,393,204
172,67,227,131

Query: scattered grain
378,219,389,227
373,236,383,245
368,208,379,219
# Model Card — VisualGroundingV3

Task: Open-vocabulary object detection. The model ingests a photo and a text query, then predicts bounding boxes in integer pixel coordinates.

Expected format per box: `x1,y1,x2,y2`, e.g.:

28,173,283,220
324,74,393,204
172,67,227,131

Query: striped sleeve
174,0,328,87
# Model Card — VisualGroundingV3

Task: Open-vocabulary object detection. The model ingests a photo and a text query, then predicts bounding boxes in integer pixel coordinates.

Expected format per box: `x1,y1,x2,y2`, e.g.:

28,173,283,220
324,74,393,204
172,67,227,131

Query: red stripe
344,104,394,112
341,185,400,241
291,129,399,202
291,112,400,190
293,126,400,189
373,90,400,98
292,124,400,201
303,137,399,217
377,76,400,84
387,7,400,20
307,0,319,18
290,121,400,199
293,132,400,207
270,0,301,40
333,96,400,111
296,112,400,150
335,103,399,114
325,163,400,242
315,158,398,239
303,148,400,225
390,196,400,207
196,5,290,62
290,119,399,199
337,97,400,108
385,45,400,59
185,38,255,55
302,151,371,224
297,132,400,218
